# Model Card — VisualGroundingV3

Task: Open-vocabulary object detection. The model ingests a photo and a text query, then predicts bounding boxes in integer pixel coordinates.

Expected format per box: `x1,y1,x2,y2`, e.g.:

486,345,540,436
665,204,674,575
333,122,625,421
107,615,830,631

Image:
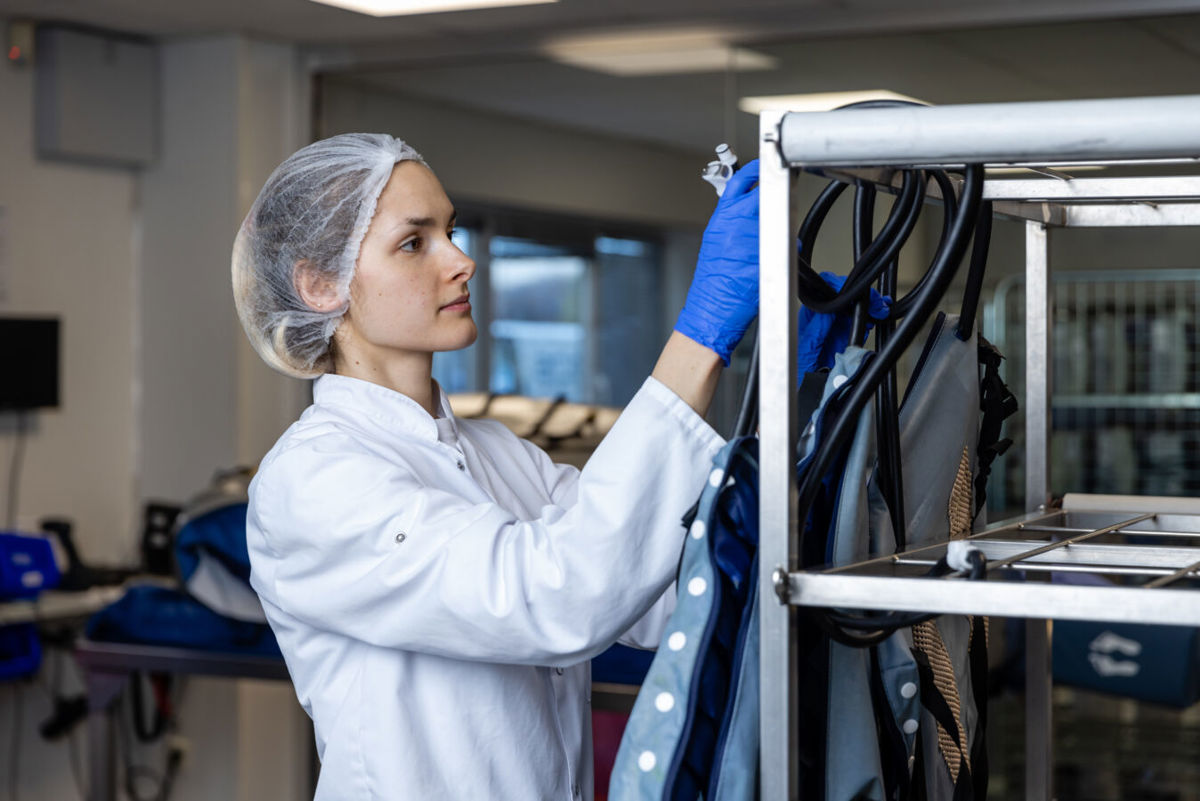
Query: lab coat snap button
395,532,406,543
456,460,466,471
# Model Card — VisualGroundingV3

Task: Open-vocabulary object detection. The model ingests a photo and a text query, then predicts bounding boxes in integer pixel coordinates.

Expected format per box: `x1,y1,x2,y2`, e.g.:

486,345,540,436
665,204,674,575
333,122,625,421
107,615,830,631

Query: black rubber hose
850,184,877,343
956,200,994,341
731,335,760,439
801,170,922,315
874,258,906,550
890,170,962,318
795,165,985,565
797,180,848,305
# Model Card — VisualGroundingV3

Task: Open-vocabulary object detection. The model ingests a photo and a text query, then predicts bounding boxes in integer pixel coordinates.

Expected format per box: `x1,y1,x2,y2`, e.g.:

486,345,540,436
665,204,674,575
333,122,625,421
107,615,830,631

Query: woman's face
336,162,477,367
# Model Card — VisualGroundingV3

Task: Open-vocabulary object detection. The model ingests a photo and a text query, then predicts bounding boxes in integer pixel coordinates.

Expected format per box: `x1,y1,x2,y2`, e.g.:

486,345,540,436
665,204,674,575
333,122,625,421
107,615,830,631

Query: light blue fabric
823,348,889,801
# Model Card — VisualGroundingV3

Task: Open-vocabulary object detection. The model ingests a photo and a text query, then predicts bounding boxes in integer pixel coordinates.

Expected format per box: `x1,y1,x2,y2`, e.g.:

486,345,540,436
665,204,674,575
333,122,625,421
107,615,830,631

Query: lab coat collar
312,374,460,444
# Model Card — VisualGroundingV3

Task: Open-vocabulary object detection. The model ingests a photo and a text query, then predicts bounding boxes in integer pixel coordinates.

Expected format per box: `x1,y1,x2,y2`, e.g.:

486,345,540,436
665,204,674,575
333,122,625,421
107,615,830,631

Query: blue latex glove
674,159,761,365
798,271,891,375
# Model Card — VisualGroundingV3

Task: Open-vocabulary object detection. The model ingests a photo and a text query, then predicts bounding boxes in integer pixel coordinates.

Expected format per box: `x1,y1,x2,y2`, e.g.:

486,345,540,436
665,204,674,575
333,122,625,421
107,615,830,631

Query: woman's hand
673,160,761,366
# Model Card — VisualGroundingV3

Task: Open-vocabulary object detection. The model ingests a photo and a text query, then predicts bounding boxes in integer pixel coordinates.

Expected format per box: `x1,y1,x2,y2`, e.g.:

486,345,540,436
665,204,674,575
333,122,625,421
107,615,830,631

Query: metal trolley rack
756,95,1200,801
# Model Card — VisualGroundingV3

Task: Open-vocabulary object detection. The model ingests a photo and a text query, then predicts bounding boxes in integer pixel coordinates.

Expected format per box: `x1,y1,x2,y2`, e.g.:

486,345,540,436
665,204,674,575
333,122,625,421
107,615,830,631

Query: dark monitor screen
1,317,60,410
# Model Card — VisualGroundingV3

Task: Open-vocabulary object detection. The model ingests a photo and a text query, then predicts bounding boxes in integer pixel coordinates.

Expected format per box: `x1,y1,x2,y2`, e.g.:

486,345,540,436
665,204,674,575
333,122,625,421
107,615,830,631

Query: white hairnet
232,133,427,378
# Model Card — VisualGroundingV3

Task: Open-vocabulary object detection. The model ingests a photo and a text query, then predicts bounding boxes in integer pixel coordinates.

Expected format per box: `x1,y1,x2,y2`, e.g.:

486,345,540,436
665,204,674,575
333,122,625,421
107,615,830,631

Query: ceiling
4,0,1200,154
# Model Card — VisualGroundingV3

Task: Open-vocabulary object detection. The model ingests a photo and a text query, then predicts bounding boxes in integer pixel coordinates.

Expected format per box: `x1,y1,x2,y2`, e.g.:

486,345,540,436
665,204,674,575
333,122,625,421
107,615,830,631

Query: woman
232,133,760,799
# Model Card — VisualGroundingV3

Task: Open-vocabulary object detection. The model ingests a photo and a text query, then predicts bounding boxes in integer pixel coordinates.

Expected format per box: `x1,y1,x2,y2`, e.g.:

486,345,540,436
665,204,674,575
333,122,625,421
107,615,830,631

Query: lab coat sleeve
250,377,724,667
514,419,678,650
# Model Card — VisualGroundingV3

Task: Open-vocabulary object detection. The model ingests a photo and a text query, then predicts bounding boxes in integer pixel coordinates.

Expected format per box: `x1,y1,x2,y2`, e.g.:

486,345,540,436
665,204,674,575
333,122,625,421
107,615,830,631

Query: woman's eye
398,237,422,253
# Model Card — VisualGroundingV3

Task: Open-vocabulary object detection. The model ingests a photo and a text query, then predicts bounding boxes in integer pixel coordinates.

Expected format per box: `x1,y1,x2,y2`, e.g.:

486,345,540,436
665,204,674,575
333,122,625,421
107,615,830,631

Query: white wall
0,29,139,561
1,30,311,801
137,35,312,801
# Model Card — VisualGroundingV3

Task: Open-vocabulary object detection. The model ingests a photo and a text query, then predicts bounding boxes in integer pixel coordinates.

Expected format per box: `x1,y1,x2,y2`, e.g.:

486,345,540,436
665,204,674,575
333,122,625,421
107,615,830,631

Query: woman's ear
293,260,344,312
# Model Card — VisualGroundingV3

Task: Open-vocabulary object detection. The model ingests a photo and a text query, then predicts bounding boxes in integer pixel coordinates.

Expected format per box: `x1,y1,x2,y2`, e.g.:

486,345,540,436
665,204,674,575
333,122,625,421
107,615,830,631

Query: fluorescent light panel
738,90,925,115
309,0,556,17
544,28,778,76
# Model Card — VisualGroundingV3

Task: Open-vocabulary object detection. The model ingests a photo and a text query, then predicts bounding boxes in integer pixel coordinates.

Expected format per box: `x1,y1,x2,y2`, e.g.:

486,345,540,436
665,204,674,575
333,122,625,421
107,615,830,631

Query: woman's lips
440,296,471,312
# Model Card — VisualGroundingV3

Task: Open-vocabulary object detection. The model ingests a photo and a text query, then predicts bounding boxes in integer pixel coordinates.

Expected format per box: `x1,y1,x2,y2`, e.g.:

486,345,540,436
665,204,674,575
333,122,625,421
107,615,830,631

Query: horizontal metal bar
984,176,1200,202
900,538,1200,571
892,558,1183,579
778,95,1200,166
1053,393,1200,410
788,574,1200,625
1063,493,1200,516
819,509,1064,575
1064,203,1200,227
987,513,1154,570
814,169,1200,203
1017,525,1200,538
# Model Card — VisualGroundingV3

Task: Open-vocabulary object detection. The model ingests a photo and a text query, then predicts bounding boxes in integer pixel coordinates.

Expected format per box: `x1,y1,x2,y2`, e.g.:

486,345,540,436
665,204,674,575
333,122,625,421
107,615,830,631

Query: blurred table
74,638,295,801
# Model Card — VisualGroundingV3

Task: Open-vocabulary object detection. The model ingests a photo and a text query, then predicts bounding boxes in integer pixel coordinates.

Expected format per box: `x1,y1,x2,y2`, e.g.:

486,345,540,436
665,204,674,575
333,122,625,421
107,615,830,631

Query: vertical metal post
759,110,800,801
1025,221,1051,513
1024,220,1053,801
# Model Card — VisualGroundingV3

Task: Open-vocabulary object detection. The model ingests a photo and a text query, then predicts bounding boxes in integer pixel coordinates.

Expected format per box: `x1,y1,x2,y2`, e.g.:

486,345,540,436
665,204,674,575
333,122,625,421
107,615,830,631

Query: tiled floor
988,689,1200,800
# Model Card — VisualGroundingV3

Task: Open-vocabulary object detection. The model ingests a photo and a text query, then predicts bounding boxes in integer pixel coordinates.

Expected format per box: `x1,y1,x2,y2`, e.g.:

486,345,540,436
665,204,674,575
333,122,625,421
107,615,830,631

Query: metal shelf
757,94,1200,801
786,505,1200,626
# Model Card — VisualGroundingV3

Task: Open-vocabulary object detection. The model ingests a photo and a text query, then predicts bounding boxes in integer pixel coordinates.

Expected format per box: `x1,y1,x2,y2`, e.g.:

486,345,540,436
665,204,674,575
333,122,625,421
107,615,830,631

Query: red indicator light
7,46,20,61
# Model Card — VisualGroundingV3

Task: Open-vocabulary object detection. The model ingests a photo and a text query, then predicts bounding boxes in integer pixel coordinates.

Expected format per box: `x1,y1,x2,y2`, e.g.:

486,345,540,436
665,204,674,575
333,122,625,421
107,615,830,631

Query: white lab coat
247,373,724,800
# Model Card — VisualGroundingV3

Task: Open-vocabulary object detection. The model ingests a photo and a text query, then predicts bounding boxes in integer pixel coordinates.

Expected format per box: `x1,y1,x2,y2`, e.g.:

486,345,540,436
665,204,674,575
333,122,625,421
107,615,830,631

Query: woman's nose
449,248,476,282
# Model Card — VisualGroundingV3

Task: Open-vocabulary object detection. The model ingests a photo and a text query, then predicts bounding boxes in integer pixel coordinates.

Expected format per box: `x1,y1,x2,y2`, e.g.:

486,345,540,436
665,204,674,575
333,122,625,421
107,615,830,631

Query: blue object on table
1053,620,1200,708
0,624,42,680
0,531,61,600
85,585,280,657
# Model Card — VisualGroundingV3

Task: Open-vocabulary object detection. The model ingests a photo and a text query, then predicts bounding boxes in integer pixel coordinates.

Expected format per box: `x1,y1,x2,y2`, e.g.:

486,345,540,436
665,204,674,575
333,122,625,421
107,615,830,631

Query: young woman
232,133,760,800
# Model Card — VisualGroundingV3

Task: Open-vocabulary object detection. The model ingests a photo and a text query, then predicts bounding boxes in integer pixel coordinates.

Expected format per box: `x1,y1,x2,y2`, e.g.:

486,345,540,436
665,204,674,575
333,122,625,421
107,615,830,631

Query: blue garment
610,437,760,801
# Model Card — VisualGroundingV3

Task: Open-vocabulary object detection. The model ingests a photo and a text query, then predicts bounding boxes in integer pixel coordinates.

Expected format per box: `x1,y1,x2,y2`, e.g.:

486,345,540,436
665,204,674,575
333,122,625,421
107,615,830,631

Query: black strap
974,337,1018,515
910,648,973,801
967,617,990,801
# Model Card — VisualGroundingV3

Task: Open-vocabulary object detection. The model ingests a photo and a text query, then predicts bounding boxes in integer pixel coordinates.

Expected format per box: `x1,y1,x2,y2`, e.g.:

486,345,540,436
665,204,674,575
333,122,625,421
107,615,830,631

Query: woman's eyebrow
403,209,457,228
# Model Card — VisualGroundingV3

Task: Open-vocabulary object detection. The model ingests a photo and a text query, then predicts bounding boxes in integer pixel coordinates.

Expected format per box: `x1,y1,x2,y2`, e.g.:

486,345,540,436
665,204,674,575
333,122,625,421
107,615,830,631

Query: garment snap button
394,532,406,544
456,460,466,471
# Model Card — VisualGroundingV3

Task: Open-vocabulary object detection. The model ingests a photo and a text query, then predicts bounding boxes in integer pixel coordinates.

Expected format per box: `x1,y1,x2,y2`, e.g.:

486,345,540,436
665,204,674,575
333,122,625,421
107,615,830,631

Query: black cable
850,184,877,344
888,170,958,319
796,180,848,305
800,171,923,315
794,166,985,646
6,412,27,530
731,335,759,439
874,258,906,551
956,200,994,341
797,165,984,525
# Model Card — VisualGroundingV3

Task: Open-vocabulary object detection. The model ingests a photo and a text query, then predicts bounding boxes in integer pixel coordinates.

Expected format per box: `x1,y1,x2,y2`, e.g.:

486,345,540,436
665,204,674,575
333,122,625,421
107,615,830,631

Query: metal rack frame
757,95,1200,801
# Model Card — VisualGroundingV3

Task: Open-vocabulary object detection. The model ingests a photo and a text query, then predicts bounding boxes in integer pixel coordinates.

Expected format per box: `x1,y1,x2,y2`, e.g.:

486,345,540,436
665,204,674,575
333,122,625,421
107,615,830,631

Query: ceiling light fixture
544,28,777,76
738,90,925,115
308,0,557,17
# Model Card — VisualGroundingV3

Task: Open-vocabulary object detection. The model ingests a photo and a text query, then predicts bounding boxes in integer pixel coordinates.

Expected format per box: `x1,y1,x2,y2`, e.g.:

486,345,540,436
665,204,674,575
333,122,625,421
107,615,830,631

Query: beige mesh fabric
948,446,973,541
912,621,971,783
